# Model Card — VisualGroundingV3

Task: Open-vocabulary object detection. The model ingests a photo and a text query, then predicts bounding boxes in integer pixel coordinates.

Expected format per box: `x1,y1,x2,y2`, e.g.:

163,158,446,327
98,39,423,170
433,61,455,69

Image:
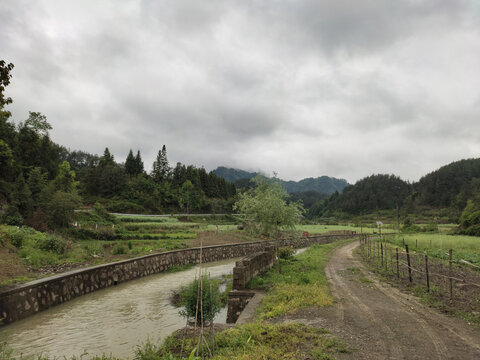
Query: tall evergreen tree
152,145,170,183
125,149,136,176
99,147,115,167
134,150,144,175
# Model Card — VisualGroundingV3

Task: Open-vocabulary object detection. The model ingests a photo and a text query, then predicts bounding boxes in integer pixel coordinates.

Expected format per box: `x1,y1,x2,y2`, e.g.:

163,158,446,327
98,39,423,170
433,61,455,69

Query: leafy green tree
11,172,33,218
22,111,52,136
234,175,303,237
45,191,81,228
27,167,47,203
0,60,14,118
458,194,480,236
178,180,204,215
151,145,170,183
53,161,78,193
0,139,13,179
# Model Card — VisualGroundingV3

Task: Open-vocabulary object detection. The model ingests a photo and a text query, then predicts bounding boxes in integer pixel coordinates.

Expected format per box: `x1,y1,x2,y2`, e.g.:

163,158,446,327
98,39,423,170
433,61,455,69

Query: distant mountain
283,176,349,194
212,167,349,195
212,167,258,182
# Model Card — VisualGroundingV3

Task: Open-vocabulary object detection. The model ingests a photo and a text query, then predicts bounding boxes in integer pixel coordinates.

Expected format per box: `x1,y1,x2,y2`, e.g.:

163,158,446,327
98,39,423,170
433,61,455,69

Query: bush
278,247,295,260
112,244,127,255
93,201,116,222
38,235,68,254
2,205,23,226
179,275,221,323
2,226,35,248
107,200,146,214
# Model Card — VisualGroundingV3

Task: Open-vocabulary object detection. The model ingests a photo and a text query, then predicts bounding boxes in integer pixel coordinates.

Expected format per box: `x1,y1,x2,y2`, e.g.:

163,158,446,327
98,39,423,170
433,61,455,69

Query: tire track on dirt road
284,240,480,359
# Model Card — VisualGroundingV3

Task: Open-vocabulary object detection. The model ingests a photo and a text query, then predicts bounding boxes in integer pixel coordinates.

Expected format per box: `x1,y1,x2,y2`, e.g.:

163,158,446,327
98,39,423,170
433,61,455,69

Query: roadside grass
156,322,348,360
249,238,353,319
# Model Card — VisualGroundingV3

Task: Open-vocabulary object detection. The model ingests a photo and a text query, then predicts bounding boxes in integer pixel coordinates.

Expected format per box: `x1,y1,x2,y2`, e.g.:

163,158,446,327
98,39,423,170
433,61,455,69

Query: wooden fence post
449,249,453,300
396,248,399,279
381,241,384,267
425,254,430,292
406,244,412,283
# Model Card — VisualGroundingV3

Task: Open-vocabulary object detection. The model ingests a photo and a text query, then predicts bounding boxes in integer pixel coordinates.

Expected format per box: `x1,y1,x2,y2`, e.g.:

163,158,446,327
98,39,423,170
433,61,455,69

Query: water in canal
0,258,238,358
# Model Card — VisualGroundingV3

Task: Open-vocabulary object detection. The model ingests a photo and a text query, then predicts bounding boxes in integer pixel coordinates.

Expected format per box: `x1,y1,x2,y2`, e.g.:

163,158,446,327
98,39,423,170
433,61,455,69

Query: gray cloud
2,0,480,183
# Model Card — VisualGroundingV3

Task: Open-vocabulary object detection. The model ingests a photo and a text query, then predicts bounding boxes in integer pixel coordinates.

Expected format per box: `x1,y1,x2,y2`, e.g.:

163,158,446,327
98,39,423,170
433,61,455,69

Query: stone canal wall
0,234,355,325
232,246,276,290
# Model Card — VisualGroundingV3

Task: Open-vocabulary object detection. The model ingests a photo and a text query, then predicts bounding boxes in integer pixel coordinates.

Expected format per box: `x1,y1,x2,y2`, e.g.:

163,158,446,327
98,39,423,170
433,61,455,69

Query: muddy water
0,258,238,358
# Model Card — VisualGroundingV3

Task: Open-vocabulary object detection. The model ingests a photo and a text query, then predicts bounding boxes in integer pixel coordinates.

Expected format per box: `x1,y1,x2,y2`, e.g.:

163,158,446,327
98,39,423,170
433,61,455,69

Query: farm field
382,233,480,267
296,224,377,234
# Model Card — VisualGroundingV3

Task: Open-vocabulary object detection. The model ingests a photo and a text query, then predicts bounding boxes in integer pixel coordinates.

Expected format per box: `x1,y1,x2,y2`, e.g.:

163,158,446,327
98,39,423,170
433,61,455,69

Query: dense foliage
308,174,412,218
458,194,480,236
234,175,303,237
0,61,236,230
415,158,480,209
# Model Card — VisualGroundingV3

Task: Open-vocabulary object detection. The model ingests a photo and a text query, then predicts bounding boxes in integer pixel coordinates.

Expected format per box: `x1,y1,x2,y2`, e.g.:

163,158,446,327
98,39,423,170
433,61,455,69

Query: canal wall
0,233,356,325
227,247,276,323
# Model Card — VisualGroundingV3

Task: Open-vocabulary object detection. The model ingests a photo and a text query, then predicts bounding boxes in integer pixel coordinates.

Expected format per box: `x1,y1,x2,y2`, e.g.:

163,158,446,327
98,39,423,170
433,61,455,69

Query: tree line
0,61,236,230
307,159,480,229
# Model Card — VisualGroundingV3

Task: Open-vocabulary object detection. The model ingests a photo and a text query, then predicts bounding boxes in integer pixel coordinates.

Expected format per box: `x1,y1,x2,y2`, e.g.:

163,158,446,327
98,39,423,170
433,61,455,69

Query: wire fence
358,234,480,315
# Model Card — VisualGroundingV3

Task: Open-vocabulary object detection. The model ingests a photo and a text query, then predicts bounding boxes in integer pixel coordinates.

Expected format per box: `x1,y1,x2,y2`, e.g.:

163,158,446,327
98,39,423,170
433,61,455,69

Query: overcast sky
1,0,480,184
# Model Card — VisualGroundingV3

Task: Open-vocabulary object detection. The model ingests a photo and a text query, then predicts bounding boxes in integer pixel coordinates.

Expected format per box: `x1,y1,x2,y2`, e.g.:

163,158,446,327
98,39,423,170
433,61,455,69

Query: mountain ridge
212,166,349,194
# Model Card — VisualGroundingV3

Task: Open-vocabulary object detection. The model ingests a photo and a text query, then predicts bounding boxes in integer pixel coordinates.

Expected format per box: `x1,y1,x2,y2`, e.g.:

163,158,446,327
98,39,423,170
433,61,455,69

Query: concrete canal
0,258,238,358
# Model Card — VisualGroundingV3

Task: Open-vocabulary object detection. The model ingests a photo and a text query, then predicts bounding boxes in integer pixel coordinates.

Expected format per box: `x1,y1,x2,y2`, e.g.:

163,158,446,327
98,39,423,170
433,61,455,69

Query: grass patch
384,233,480,266
296,224,376,234
158,322,348,360
249,238,353,319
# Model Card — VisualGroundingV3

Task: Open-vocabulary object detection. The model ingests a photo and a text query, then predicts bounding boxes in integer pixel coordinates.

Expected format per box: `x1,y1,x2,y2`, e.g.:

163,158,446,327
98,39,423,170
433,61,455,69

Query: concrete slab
236,290,266,325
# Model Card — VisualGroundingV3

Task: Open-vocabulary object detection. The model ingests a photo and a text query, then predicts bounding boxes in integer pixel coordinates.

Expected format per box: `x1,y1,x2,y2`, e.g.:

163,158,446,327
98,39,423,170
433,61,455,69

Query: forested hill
415,158,480,209
213,167,349,195
308,158,480,220
212,167,258,182
309,174,411,217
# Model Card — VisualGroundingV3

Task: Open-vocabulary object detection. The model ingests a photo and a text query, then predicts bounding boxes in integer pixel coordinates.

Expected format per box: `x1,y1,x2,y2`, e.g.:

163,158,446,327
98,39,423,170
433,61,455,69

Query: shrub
38,235,68,254
179,275,221,323
112,244,127,255
278,247,295,260
93,201,116,222
107,200,145,214
127,240,133,250
2,205,23,226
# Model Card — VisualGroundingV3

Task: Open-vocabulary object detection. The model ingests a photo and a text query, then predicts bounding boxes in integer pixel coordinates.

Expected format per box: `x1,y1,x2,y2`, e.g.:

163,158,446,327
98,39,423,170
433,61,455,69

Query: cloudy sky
1,0,480,183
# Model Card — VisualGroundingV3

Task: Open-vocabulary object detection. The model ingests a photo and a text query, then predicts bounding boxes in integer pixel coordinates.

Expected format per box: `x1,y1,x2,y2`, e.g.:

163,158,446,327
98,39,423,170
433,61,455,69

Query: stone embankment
0,233,356,325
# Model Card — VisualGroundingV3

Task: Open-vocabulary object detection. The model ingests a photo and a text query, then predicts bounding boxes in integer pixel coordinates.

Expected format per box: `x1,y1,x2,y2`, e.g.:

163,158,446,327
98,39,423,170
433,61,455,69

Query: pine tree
125,149,136,176
99,147,115,167
134,150,144,175
152,145,170,183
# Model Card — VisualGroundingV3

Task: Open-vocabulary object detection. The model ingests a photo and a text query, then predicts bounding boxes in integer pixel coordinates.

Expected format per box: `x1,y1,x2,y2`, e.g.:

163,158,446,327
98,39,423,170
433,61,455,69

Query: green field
296,224,377,234
383,233,480,267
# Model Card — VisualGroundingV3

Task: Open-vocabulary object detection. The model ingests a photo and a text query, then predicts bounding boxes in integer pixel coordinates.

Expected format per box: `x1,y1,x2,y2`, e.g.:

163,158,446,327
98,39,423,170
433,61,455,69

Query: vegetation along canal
0,258,238,358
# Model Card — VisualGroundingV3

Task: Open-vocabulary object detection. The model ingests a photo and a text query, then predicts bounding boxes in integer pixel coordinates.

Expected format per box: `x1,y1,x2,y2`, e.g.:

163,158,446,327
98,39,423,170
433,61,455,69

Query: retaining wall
0,234,355,325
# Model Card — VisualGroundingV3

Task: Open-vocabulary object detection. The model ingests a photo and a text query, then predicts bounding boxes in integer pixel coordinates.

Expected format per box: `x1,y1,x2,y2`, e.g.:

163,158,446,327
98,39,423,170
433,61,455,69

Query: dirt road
284,241,480,359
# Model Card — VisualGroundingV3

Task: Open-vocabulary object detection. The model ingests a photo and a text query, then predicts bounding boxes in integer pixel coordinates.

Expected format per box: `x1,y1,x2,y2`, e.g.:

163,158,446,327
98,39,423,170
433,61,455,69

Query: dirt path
284,241,480,359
